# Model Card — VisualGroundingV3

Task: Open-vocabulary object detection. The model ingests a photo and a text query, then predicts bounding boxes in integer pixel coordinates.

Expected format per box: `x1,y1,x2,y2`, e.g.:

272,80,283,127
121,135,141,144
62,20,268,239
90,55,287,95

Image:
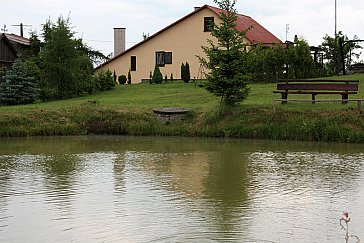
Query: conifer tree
127,69,132,84
0,60,38,105
152,65,163,84
198,0,251,105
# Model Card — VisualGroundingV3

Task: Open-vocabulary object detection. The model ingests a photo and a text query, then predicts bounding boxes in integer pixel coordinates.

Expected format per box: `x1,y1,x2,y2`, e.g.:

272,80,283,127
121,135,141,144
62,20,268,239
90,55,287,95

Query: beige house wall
98,8,251,84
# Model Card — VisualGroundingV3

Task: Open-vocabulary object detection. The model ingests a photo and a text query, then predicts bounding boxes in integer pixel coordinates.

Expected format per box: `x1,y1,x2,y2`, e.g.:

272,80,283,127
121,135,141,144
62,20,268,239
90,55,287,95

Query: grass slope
0,75,364,142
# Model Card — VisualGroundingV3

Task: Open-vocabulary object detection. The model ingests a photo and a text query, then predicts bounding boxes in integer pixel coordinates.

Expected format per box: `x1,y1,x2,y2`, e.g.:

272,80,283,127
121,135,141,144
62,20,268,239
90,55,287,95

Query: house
0,33,31,82
95,4,282,83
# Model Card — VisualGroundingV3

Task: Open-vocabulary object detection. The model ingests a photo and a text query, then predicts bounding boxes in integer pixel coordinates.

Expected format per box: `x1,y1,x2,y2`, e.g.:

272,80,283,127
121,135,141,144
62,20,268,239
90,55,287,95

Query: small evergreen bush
152,65,163,84
127,70,132,84
118,75,127,85
181,62,191,83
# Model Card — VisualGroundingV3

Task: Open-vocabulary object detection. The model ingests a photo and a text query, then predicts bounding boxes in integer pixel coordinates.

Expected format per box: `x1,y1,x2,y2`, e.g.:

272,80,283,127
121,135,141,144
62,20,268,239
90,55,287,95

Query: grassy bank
1,74,364,142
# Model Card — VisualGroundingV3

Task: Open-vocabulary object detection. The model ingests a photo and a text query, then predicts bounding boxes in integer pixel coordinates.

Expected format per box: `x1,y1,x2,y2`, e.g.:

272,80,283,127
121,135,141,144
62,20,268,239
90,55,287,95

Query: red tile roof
206,5,282,45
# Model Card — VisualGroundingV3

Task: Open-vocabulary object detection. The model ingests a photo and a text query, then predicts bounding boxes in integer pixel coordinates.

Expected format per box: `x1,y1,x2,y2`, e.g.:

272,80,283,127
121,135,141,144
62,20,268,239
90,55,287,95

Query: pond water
0,136,363,242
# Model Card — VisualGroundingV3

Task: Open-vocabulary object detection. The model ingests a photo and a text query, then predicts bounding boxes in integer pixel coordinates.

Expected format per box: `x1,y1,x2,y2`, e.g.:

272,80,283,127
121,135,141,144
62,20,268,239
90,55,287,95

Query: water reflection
0,136,363,242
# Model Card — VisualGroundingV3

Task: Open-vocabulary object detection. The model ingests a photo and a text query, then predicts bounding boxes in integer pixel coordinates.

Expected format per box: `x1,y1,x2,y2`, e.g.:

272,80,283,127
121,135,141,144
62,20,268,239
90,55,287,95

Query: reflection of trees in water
40,154,80,212
0,155,14,227
249,151,364,195
0,154,50,230
113,154,126,217
202,150,251,238
122,142,253,239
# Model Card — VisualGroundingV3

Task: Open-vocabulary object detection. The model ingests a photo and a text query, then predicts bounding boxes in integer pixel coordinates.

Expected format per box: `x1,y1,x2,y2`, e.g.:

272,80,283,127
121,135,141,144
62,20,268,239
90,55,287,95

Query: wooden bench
273,79,359,104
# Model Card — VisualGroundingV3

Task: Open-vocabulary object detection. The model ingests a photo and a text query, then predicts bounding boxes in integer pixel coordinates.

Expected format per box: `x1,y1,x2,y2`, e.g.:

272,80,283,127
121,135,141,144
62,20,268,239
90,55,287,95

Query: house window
156,52,165,67
204,17,214,32
165,52,172,64
131,56,136,71
156,51,172,66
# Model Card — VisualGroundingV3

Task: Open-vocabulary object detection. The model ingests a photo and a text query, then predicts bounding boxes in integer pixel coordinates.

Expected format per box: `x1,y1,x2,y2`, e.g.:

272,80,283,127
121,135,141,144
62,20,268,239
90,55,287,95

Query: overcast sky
3,0,364,59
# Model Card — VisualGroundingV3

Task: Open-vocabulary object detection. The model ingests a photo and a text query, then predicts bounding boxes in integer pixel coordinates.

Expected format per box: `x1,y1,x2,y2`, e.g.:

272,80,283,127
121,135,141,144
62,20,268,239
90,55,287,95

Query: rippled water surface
0,136,363,242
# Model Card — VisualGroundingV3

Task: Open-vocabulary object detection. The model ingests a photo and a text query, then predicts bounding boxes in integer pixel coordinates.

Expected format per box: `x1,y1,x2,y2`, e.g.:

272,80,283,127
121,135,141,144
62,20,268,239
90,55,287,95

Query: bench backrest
277,80,359,91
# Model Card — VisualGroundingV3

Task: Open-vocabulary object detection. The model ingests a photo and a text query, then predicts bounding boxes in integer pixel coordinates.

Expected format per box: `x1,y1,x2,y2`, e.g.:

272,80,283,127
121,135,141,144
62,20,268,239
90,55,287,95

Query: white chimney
114,27,126,56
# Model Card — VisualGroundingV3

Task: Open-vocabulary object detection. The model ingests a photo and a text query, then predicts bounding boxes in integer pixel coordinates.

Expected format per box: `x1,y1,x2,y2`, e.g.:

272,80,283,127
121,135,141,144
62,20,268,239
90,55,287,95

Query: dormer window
204,17,214,32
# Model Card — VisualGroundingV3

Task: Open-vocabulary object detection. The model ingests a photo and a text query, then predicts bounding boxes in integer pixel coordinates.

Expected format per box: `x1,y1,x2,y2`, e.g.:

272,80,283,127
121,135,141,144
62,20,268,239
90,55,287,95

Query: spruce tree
198,0,251,105
0,60,38,105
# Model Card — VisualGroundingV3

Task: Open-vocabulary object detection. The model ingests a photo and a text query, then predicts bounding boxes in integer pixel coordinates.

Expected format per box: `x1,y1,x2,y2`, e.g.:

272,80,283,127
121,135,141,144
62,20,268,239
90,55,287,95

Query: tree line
0,16,113,105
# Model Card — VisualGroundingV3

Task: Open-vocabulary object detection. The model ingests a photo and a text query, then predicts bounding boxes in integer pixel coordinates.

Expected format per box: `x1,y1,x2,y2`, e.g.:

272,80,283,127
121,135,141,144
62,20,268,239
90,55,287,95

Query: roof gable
0,33,19,58
95,5,282,70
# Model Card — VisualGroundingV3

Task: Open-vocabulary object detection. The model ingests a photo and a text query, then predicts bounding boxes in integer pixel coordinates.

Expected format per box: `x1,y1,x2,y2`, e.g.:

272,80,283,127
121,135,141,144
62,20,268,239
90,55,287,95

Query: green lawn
0,74,364,142
1,74,364,113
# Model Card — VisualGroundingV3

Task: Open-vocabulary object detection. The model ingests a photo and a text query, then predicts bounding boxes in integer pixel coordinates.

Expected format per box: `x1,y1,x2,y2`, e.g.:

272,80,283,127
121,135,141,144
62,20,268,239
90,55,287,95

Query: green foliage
199,0,250,105
287,39,316,79
152,65,163,84
94,69,115,91
0,60,38,105
40,16,94,99
127,70,132,84
27,31,42,58
170,73,174,82
247,44,286,83
77,54,94,95
181,62,191,83
320,31,362,75
113,71,117,82
118,75,127,85
247,38,319,83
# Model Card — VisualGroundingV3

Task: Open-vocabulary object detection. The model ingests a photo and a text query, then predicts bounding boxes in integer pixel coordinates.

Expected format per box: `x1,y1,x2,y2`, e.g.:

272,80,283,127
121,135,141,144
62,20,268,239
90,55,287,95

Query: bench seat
273,79,359,104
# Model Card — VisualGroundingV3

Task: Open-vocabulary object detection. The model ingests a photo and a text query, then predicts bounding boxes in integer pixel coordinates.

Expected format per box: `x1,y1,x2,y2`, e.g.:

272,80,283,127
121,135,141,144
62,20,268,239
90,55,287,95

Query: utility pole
12,23,32,37
334,0,338,74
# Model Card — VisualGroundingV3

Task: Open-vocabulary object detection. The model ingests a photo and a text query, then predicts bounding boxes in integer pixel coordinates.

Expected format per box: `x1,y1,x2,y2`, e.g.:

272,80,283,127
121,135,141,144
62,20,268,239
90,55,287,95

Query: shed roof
2,33,30,46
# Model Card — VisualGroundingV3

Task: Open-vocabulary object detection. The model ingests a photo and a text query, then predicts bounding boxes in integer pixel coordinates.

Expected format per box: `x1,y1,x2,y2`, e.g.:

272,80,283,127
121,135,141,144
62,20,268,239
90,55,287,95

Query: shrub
152,65,163,84
170,73,174,82
181,62,190,83
127,70,132,84
118,75,127,85
94,69,115,91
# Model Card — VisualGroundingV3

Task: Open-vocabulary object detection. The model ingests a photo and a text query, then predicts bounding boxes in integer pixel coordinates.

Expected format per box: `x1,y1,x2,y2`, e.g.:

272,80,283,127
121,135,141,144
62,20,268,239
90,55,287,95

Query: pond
0,136,363,242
